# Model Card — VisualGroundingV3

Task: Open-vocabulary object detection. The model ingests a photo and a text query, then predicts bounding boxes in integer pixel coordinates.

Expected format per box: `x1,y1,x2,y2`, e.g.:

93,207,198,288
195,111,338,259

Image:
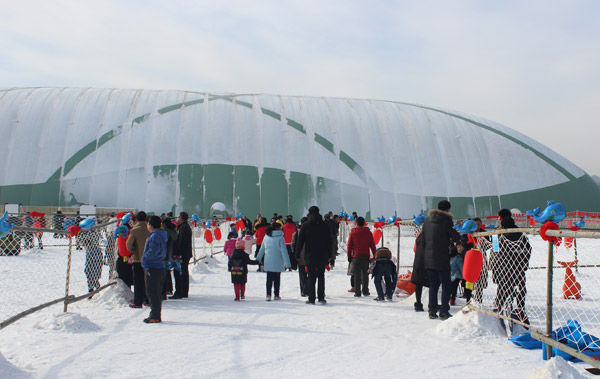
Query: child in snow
371,247,397,301
228,239,259,300
256,223,291,301
240,230,256,255
450,235,473,305
229,223,239,238
224,232,237,258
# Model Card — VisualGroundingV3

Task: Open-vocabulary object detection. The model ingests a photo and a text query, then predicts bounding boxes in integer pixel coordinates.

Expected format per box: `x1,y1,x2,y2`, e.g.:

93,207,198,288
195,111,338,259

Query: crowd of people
4,202,533,326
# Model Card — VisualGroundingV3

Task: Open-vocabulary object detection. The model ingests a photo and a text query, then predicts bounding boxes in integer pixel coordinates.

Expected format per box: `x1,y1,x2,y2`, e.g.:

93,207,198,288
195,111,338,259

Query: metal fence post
397,224,401,265
64,237,73,313
546,240,554,359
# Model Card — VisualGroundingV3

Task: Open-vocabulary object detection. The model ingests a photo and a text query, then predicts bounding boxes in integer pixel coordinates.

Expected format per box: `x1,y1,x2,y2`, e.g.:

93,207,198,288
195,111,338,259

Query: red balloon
214,228,222,241
463,249,483,283
204,229,213,244
373,229,382,245
67,225,81,238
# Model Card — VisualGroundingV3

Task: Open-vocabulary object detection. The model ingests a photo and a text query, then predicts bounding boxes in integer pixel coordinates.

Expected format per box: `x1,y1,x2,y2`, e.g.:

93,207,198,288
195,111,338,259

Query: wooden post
64,237,73,313
546,240,554,359
396,224,401,266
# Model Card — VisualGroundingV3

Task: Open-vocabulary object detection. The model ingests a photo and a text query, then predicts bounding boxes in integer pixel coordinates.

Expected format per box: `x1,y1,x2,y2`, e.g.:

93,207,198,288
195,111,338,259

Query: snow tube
214,228,222,241
204,229,213,244
462,249,483,283
67,225,81,237
373,229,382,245
510,333,543,350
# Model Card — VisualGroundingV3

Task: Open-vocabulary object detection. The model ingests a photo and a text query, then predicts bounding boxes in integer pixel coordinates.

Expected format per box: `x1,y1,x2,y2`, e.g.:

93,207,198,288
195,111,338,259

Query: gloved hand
348,256,352,263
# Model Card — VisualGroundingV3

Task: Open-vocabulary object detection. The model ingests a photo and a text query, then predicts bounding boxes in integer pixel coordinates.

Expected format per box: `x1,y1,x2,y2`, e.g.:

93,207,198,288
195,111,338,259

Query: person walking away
254,218,268,271
241,230,256,255
256,223,291,300
295,206,332,304
53,208,65,238
228,239,259,300
411,232,429,312
421,200,460,320
346,217,376,297
142,216,167,323
172,212,192,299
291,217,308,297
282,216,297,270
371,247,397,301
83,227,103,295
126,212,150,308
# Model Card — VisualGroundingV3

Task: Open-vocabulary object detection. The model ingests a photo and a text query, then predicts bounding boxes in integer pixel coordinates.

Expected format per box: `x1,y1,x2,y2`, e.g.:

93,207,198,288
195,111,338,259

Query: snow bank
434,308,507,340
92,279,132,308
33,313,101,333
527,357,585,379
0,352,31,378
192,256,221,274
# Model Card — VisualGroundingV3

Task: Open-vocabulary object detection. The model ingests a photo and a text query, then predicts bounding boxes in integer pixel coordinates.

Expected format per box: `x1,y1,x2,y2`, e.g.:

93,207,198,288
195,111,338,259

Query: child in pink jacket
224,232,237,257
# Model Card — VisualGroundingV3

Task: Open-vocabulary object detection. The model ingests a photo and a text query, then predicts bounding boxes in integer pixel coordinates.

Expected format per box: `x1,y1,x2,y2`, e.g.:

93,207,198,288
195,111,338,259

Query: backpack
230,256,244,275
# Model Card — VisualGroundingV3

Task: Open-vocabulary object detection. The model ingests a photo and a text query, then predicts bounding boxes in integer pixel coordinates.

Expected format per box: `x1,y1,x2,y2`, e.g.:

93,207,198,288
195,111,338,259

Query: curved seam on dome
397,102,575,181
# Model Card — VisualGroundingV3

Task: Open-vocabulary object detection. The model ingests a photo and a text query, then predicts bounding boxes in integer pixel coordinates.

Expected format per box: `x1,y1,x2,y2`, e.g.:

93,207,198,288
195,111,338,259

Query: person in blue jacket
142,215,168,323
256,222,291,301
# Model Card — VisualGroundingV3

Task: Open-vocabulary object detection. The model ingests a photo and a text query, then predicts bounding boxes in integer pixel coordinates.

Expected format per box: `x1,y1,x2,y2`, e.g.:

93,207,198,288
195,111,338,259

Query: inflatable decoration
206,220,212,228
573,218,585,230
116,211,127,220
204,229,213,244
339,211,348,219
67,225,81,237
394,219,401,227
121,212,133,225
214,228,222,241
413,213,426,226
373,229,382,245
225,216,231,221
167,260,183,275
192,214,201,222
30,211,45,218
348,216,356,222
453,220,477,234
557,261,582,299
540,222,561,245
388,216,397,224
114,225,129,239
237,212,244,219
377,216,386,223
0,212,13,237
79,218,95,230
526,201,566,224
396,270,416,295
462,249,483,283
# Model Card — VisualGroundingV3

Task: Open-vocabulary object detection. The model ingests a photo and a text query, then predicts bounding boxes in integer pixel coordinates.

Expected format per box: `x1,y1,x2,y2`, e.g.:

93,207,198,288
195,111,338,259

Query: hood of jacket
427,209,453,223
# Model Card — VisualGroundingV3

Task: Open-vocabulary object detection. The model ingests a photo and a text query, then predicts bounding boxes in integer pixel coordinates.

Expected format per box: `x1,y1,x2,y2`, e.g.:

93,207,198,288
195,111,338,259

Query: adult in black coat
420,201,460,319
172,212,192,299
410,232,429,311
295,206,332,304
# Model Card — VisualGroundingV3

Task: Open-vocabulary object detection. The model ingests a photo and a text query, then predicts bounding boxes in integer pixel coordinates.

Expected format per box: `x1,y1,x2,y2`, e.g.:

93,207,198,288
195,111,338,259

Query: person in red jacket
254,217,268,271
282,216,297,270
347,217,376,297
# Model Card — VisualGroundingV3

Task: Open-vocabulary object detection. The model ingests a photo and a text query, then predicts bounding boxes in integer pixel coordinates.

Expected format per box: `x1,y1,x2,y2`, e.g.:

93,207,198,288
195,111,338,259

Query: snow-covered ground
0,251,594,378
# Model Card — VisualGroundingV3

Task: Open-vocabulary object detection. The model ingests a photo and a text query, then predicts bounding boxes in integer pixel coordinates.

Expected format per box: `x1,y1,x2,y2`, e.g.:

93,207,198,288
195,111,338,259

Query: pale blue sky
1,0,599,174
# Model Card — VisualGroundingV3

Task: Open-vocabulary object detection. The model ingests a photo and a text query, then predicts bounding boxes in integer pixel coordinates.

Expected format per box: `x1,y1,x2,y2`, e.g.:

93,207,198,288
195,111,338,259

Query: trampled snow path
0,255,591,378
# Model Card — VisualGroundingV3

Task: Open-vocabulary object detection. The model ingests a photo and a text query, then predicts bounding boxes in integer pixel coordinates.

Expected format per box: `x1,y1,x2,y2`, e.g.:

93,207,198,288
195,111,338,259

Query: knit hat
235,238,245,249
375,247,392,259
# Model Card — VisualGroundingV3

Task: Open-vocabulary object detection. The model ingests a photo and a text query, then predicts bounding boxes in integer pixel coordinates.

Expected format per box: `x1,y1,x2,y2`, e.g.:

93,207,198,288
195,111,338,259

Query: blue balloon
377,216,386,222
454,220,478,234
388,216,397,223
237,212,244,218
349,216,356,222
79,218,96,230
192,214,200,222
122,212,132,224
206,220,212,228
114,225,128,238
574,218,585,229
528,201,566,224
0,211,13,237
413,212,426,226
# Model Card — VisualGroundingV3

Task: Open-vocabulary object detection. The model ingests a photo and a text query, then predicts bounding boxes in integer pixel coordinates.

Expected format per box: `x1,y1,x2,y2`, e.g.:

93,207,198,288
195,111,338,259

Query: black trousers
116,257,133,287
266,272,281,296
306,264,325,302
173,257,190,297
145,268,166,320
133,262,147,306
298,264,307,295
